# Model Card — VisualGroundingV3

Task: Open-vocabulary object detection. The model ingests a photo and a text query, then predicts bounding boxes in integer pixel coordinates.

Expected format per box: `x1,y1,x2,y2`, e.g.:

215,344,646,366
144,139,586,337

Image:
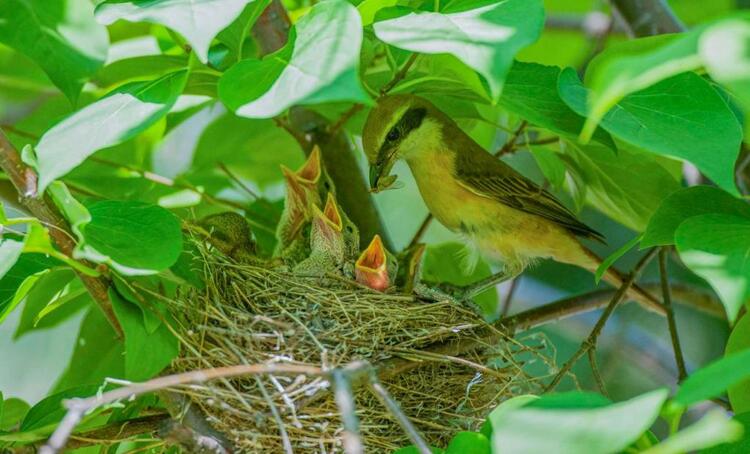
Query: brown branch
587,349,609,397
545,248,658,392
610,0,685,37
407,213,433,249
494,120,528,157
64,414,169,450
380,53,419,95
659,248,687,381
0,129,123,337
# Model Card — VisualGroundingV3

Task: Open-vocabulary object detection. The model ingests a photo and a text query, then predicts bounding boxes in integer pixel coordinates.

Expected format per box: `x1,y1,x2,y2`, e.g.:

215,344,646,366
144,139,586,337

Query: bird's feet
413,282,484,317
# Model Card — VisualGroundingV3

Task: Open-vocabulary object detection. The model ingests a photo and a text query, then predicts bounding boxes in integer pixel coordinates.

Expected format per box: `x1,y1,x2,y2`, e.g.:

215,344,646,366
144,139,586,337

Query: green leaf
595,234,643,283
675,349,750,407
490,389,668,454
422,242,499,320
559,68,743,194
79,201,183,274
14,269,87,339
111,290,178,381
358,0,397,26
217,0,270,62
642,186,750,248
446,432,490,454
0,397,30,431
219,0,369,118
93,55,188,90
501,62,614,149
20,385,100,432
54,308,125,392
560,143,681,232
0,0,108,102
642,410,742,454
581,34,704,140
700,18,750,118
675,214,750,322
526,392,612,409
0,239,24,281
725,315,750,413
702,412,750,454
35,71,188,193
95,0,257,63
374,0,544,100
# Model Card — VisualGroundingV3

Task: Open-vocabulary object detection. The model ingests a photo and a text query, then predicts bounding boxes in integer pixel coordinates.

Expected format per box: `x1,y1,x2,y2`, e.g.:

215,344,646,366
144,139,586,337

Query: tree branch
609,0,685,37
659,248,688,381
0,129,123,337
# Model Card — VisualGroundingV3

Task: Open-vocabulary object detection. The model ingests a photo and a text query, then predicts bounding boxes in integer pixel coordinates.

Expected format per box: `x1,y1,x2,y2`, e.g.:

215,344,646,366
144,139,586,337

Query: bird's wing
454,150,605,242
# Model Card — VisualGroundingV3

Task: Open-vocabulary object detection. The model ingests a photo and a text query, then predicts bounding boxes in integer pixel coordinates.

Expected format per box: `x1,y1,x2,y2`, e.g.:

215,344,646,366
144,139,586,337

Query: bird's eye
386,128,400,142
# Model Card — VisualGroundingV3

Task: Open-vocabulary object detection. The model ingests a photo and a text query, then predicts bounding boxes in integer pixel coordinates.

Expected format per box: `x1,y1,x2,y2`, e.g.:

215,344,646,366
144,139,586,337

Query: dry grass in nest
166,247,554,453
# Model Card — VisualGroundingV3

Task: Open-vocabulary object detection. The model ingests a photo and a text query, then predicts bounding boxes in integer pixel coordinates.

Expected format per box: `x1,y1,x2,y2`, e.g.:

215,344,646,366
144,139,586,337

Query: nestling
363,94,662,313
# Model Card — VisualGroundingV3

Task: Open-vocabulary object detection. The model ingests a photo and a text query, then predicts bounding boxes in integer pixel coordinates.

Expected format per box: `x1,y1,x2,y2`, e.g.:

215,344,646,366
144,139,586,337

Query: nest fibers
167,247,554,452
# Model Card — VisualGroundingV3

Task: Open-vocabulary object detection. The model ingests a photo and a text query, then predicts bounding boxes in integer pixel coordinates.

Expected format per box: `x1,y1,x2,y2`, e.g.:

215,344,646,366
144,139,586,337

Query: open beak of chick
310,193,344,253
355,235,390,291
296,146,322,188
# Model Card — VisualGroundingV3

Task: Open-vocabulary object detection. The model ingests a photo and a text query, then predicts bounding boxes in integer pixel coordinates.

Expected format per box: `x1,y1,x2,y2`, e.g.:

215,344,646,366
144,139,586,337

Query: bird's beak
369,149,398,192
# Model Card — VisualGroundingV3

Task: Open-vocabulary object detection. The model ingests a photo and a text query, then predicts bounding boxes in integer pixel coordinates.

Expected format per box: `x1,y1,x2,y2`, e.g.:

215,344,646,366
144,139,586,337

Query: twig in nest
659,248,687,381
544,248,658,392
367,370,432,454
332,369,365,454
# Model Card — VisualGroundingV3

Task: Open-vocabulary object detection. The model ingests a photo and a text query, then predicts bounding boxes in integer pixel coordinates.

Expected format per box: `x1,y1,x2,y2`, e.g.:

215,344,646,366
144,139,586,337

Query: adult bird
362,94,663,314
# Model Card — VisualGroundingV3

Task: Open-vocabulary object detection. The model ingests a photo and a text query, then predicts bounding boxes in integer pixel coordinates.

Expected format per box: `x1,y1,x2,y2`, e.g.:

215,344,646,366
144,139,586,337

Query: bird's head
362,94,441,191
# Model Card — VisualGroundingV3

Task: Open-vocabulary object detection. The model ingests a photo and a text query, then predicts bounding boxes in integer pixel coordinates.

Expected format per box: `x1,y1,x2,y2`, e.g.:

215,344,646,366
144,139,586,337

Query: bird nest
165,244,554,453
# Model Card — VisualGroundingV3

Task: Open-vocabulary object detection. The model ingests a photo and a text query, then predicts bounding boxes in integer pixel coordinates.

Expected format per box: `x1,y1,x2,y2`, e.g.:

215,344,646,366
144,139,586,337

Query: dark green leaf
0,397,30,431
374,0,544,100
0,254,59,324
675,214,750,322
81,201,183,274
0,239,24,281
20,385,100,432
559,69,743,194
96,0,257,63
111,290,178,381
35,71,188,193
675,349,750,406
0,0,108,102
217,0,270,62
501,62,614,149
526,392,612,409
595,234,642,283
642,186,750,248
727,315,750,414
54,309,125,392
219,0,369,118
14,269,88,339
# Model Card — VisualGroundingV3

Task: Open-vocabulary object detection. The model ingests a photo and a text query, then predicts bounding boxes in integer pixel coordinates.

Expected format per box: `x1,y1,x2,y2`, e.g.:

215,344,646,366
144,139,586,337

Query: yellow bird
363,94,662,314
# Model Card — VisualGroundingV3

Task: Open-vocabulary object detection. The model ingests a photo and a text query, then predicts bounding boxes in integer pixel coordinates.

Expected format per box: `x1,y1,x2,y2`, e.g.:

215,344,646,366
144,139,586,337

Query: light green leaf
445,432,490,454
727,315,750,414
0,0,108,102
642,410,742,454
675,349,750,407
675,214,750,322
559,69,742,194
358,0,397,26
219,0,369,118
0,239,24,281
581,34,704,140
642,186,750,248
77,201,183,274
595,234,643,283
111,290,178,381
702,412,750,454
20,385,100,432
501,62,614,149
560,143,681,232
95,0,257,63
0,397,30,431
700,18,750,118
35,70,187,193
490,389,668,454
374,0,544,100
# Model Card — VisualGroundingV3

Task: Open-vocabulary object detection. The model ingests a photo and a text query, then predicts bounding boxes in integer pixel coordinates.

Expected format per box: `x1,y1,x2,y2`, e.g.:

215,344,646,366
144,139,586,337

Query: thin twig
494,121,528,157
380,53,419,95
332,369,364,454
544,248,658,392
659,248,687,381
520,137,559,147
587,349,609,397
368,372,431,454
217,162,260,200
273,116,310,149
1,124,38,140
407,213,433,249
500,277,520,318
328,103,364,136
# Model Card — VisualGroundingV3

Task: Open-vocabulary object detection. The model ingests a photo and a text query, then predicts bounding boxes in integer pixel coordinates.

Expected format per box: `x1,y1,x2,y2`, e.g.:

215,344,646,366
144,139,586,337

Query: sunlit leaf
374,0,544,100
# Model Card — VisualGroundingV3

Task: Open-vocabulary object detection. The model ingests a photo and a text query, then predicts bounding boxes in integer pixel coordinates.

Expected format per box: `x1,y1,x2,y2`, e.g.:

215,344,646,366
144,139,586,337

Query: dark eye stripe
377,107,428,162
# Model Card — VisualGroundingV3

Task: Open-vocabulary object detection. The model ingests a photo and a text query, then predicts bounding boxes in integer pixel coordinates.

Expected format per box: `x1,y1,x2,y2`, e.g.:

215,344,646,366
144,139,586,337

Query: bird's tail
579,246,666,316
